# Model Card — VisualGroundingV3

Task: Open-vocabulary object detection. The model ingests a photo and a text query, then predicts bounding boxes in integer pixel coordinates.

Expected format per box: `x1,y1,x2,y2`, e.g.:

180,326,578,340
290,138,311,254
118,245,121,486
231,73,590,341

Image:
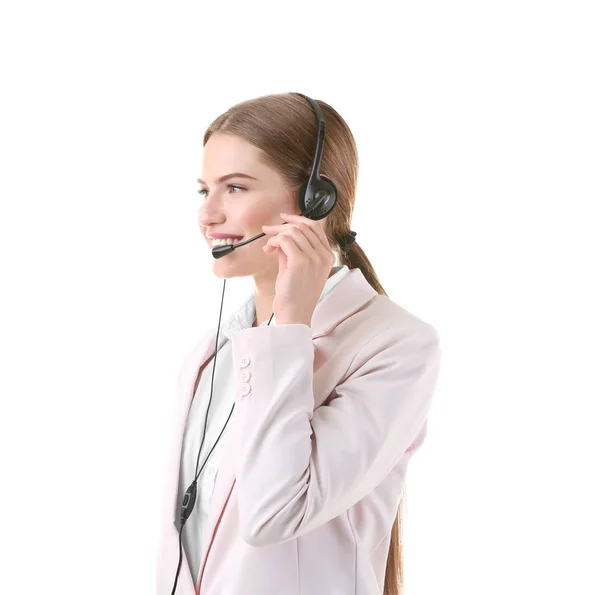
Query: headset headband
293,92,326,185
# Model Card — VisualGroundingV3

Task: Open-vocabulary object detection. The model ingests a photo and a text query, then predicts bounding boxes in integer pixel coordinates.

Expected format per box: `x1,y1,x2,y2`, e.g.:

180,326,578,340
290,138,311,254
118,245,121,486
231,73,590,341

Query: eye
196,184,245,199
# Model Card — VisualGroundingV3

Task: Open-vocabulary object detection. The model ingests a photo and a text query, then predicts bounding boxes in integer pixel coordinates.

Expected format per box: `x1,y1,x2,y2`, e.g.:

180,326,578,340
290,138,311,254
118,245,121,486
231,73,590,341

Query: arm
230,322,441,546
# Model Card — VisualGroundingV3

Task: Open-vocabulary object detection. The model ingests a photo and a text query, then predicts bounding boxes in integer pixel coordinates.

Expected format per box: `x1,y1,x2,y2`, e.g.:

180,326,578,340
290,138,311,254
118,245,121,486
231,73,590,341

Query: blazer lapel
168,268,378,591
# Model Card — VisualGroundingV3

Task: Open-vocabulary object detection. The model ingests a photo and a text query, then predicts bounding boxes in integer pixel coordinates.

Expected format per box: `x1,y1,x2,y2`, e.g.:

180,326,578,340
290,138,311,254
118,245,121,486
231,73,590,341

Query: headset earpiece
298,175,338,221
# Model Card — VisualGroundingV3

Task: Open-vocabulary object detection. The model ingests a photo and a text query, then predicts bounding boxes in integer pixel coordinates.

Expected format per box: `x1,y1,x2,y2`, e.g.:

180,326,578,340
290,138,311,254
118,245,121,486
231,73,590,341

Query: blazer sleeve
230,321,441,547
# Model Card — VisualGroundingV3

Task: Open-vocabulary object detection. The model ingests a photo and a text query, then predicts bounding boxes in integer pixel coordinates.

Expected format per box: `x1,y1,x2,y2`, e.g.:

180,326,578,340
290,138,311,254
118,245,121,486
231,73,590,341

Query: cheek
241,188,297,228
243,206,278,228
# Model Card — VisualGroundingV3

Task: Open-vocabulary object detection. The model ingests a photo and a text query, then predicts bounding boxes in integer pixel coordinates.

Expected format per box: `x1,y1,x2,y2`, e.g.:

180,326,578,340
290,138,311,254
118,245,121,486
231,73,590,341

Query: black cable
170,279,274,593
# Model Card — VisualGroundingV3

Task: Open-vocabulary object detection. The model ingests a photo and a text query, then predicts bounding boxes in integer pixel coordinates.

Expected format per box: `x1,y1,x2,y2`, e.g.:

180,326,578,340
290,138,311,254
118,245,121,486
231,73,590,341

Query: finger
279,213,331,252
264,230,313,260
263,223,317,254
269,218,325,254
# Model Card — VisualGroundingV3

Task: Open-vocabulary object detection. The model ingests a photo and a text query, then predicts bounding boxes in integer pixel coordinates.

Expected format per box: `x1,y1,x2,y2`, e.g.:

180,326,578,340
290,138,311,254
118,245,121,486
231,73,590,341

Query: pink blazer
156,268,441,594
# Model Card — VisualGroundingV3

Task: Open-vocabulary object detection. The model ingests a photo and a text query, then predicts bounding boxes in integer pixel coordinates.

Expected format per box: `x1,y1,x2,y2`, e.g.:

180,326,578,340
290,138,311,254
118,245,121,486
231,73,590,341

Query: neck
252,269,276,327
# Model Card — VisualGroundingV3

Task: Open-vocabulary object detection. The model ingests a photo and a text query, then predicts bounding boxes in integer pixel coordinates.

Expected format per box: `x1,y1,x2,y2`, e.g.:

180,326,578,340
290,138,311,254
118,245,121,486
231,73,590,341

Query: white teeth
211,237,242,246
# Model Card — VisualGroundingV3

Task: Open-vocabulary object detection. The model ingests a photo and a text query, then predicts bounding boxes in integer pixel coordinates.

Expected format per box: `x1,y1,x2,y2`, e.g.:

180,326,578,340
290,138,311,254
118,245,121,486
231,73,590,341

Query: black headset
293,92,339,221
170,93,336,593
211,92,338,259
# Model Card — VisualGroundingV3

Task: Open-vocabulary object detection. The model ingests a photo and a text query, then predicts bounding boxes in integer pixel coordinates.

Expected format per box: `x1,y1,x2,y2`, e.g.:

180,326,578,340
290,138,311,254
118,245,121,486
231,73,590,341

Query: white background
1,1,598,593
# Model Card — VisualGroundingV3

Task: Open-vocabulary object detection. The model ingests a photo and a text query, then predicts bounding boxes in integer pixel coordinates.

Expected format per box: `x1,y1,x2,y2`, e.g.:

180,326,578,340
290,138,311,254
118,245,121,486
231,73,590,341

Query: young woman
156,92,441,595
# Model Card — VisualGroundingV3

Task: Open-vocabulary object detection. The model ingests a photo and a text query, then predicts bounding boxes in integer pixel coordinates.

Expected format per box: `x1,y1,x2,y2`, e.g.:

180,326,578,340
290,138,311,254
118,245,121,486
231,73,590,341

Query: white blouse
178,264,351,582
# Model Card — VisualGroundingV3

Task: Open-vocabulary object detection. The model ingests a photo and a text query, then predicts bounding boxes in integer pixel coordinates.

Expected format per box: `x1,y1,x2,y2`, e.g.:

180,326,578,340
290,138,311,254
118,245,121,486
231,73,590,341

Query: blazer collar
220,264,350,340
181,266,378,384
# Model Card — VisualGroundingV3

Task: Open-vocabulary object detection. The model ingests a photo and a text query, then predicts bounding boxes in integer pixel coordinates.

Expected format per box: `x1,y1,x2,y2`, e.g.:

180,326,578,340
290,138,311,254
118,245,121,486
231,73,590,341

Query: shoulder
320,292,441,390
342,292,440,354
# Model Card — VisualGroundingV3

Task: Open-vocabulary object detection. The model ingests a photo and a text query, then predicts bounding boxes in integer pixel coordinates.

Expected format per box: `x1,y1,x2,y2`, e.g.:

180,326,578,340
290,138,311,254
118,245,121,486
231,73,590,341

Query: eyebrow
197,173,258,186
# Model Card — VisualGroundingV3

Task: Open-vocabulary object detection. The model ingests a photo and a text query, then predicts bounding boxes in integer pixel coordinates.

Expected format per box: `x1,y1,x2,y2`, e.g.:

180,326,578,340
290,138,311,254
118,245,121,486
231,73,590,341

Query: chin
212,259,255,279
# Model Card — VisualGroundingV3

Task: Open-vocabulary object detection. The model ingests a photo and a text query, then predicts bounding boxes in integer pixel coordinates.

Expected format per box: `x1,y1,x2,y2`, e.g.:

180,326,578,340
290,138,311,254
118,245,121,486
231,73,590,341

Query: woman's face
197,132,302,279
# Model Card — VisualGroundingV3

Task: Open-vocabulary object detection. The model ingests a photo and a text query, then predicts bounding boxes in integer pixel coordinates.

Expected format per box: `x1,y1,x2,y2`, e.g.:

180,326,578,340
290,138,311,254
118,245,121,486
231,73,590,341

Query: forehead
202,133,264,175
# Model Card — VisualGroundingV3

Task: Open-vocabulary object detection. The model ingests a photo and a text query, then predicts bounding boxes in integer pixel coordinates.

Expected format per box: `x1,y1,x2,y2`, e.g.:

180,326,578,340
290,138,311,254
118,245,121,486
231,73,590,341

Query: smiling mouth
210,237,244,247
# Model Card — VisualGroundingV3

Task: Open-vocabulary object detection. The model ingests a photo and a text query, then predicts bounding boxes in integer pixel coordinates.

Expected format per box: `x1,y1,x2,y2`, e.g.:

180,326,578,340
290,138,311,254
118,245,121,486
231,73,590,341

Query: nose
197,200,224,231
198,213,225,236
